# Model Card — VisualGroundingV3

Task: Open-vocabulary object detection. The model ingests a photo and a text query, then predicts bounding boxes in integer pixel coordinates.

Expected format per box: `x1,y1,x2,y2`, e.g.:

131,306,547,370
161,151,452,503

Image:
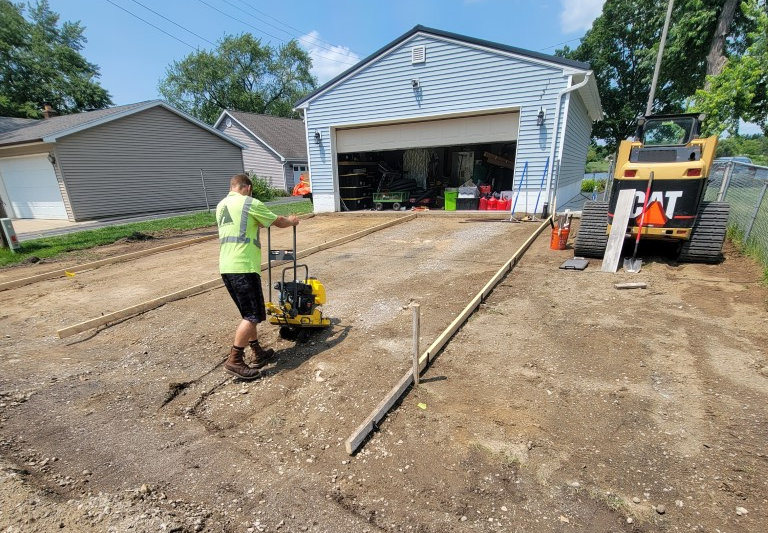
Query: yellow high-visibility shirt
216,192,277,274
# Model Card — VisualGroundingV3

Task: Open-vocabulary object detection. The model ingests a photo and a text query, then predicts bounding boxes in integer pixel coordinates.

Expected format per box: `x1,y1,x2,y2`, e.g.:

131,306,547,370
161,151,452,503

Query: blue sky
44,0,606,105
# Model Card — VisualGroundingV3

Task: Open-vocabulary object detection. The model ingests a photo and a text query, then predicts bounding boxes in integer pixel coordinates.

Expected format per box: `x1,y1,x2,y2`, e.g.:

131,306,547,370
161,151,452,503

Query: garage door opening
337,142,518,212
334,111,520,212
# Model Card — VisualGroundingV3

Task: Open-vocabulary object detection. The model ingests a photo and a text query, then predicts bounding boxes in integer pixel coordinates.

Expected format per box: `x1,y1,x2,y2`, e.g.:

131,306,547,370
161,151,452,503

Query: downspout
546,71,593,214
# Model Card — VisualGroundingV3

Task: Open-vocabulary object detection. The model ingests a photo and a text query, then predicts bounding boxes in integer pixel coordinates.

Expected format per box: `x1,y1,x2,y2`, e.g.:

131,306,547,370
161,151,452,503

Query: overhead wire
128,0,217,47
195,0,358,66
226,0,357,62
103,0,197,49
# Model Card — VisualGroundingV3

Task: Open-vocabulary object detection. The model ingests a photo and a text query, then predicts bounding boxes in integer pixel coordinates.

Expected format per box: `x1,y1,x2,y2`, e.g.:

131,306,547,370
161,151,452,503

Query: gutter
546,71,593,214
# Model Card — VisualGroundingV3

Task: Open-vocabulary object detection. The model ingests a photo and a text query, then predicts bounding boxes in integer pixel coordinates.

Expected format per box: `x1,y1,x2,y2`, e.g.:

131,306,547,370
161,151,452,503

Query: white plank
601,189,635,273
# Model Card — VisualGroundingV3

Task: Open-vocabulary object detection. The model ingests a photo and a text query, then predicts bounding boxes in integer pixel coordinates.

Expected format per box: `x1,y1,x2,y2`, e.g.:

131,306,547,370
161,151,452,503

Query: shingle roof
0,101,245,149
0,101,152,146
296,25,592,108
226,111,307,160
0,117,37,135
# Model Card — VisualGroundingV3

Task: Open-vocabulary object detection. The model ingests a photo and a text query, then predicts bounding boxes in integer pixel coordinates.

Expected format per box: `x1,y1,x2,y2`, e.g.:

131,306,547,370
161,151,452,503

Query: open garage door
336,112,519,153
334,112,520,212
0,154,67,219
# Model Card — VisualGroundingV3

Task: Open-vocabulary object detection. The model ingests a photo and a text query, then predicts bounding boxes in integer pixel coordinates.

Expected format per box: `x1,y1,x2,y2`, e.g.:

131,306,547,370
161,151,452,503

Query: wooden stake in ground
344,216,551,455
412,303,420,387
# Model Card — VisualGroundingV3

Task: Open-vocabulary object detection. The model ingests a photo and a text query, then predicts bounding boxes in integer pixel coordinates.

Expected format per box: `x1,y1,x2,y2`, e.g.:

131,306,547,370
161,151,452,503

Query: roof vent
411,45,426,64
225,118,232,128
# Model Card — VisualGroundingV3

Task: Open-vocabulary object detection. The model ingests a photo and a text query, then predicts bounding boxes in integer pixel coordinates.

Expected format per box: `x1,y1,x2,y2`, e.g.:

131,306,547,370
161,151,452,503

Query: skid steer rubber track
678,201,730,263
573,201,610,258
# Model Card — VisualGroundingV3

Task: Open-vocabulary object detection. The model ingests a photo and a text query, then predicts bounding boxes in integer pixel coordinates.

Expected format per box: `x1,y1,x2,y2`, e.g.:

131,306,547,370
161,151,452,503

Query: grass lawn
0,200,313,268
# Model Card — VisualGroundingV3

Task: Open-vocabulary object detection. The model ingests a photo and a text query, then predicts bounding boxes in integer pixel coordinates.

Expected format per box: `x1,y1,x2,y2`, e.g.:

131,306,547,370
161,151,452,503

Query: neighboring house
214,110,308,192
295,25,603,213
0,100,244,221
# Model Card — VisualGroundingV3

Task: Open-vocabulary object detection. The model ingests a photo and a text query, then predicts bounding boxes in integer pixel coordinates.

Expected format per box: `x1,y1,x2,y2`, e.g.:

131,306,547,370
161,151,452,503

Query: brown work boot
249,340,276,369
224,347,262,380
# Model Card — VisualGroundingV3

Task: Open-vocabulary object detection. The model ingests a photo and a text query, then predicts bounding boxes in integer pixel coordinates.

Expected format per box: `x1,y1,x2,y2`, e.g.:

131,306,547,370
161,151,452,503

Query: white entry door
0,154,68,219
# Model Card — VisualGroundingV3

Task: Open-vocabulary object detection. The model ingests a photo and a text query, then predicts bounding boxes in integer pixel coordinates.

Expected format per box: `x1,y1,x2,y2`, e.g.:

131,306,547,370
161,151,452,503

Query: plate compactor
265,225,331,340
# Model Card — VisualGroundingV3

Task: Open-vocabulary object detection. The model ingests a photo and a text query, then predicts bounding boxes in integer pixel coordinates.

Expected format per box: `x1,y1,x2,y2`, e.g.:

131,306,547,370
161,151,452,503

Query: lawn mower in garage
265,225,331,340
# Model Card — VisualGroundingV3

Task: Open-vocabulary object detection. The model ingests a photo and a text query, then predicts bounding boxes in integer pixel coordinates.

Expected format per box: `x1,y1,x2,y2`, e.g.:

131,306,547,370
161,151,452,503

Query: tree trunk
705,0,740,87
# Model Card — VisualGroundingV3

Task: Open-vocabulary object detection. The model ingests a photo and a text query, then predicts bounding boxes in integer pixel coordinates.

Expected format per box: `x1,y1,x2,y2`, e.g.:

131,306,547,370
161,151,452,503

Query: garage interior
334,111,521,212
337,141,518,211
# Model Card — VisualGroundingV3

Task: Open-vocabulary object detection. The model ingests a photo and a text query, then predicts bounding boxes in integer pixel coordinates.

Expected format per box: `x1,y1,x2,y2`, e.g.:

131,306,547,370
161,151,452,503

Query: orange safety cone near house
292,173,311,197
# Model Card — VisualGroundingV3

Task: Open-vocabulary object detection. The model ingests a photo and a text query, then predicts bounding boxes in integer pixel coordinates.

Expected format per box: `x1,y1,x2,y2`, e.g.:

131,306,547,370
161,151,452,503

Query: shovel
624,171,654,273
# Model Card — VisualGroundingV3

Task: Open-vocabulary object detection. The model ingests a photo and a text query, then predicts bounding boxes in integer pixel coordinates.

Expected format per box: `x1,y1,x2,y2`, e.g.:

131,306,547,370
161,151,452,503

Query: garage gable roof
295,25,592,109
214,110,307,161
0,101,245,148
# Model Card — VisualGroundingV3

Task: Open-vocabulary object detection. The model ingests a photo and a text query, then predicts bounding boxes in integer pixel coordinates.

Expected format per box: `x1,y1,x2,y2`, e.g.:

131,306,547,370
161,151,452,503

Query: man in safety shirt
217,173,299,380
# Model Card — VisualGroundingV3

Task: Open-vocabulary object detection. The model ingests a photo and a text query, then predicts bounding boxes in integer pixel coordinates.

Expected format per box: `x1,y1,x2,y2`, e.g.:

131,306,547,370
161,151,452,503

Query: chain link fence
706,160,768,269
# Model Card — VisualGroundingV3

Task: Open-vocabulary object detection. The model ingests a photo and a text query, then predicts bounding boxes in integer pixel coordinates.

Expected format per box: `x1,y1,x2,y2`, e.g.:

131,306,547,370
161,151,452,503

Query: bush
247,173,286,202
581,178,607,193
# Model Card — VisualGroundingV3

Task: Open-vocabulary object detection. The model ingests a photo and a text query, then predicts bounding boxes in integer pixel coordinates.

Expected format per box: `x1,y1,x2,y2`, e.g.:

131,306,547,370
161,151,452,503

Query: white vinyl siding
557,93,592,205
217,120,287,190
304,33,569,207
55,106,244,221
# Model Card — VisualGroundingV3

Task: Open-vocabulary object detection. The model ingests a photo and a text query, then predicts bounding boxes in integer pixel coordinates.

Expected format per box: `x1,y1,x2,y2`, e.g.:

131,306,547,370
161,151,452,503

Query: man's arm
271,215,300,228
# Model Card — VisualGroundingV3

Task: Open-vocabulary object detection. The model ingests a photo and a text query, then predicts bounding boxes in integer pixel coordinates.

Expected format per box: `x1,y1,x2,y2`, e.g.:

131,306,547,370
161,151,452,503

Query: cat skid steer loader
574,113,729,262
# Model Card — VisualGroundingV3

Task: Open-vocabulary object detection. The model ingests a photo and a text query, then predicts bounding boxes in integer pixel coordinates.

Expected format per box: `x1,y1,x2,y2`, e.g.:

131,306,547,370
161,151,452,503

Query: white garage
295,25,603,214
0,154,67,219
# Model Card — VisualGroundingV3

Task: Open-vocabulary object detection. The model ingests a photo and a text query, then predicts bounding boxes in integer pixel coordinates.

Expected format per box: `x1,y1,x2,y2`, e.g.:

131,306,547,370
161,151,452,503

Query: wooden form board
57,214,416,339
601,189,636,273
1,214,317,293
0,234,216,292
344,216,552,455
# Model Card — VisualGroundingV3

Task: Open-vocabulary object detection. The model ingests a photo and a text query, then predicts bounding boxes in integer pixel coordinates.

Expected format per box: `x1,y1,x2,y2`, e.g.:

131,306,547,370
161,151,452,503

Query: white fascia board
213,109,231,129
224,114,285,160
41,101,247,149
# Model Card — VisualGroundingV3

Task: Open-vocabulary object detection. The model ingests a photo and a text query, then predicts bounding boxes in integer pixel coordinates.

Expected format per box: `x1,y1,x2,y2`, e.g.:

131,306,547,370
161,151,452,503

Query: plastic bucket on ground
445,190,458,211
550,226,570,250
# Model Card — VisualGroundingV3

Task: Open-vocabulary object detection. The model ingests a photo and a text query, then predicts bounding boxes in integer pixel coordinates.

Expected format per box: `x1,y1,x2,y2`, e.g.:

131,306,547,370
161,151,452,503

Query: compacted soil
0,212,766,532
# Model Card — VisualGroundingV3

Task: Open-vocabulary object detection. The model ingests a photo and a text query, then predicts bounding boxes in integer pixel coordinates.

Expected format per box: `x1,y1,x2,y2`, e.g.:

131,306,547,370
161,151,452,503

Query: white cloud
299,31,360,84
560,0,605,34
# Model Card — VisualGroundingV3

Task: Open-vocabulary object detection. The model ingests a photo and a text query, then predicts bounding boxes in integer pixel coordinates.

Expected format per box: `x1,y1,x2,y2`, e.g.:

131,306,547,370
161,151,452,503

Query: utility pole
646,0,675,116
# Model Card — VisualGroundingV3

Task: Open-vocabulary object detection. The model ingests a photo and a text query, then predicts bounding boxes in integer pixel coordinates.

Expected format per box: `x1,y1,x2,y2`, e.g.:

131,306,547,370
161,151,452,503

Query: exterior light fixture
537,107,546,126
411,78,420,89
314,130,321,143
47,153,56,165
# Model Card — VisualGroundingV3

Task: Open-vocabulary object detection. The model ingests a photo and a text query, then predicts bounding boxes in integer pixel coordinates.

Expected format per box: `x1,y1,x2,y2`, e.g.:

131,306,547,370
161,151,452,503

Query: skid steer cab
265,225,331,341
574,113,729,263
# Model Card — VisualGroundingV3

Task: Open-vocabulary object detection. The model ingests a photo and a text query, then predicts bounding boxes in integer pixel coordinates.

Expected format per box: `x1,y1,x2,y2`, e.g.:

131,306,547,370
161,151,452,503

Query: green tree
158,34,316,124
694,0,768,135
0,0,111,118
559,0,748,149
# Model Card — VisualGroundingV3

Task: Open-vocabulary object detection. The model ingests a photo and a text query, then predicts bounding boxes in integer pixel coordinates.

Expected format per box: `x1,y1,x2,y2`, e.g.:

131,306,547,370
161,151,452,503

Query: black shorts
221,273,267,323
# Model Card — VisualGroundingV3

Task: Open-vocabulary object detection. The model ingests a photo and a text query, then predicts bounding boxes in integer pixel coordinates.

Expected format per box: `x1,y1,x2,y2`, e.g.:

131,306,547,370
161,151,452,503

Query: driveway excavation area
0,213,766,532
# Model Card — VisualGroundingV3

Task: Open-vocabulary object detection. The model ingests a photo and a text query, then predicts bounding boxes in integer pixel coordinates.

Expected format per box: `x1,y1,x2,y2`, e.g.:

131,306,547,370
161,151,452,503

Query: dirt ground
0,212,766,533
